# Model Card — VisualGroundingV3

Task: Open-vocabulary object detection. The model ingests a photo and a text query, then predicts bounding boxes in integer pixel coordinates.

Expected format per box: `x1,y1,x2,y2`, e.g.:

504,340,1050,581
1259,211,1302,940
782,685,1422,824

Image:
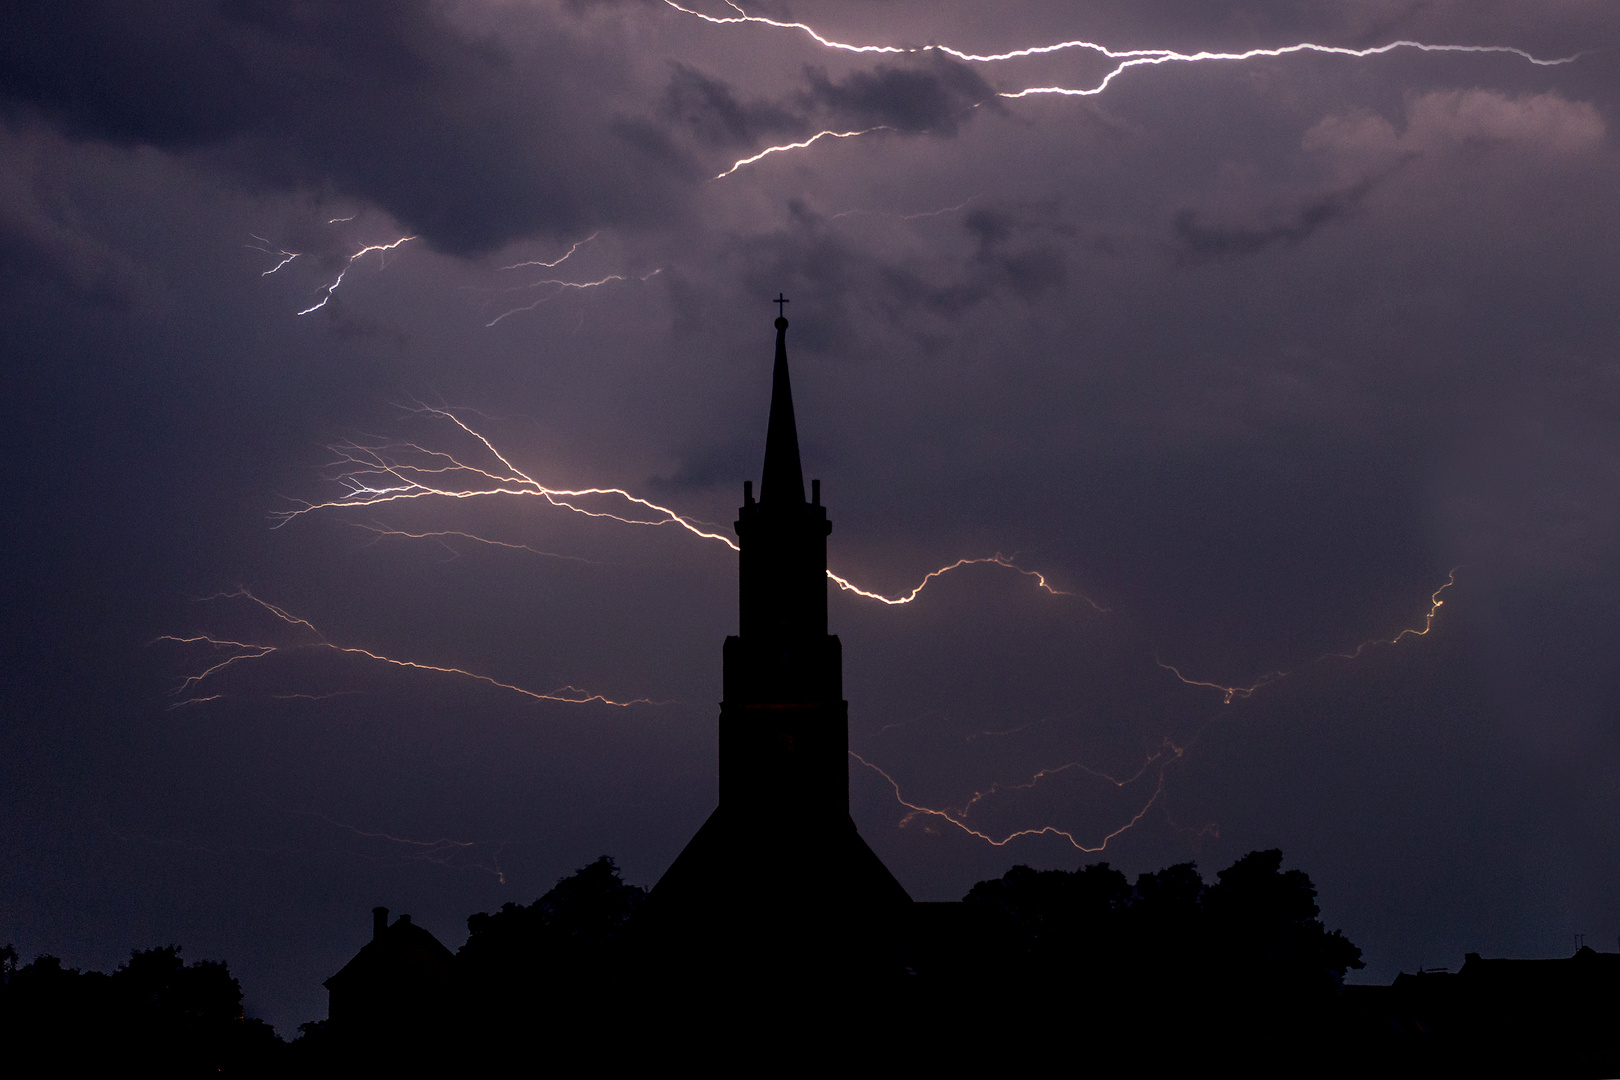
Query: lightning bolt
247,235,300,275
851,747,1174,853
499,232,600,271
157,588,659,709
484,274,637,327
297,235,415,316
829,555,1103,611
346,520,600,564
856,569,1462,851
829,200,977,223
276,402,1083,608
1160,568,1462,703
667,1,1580,174
289,812,508,883
667,0,1578,70
715,127,888,180
1001,42,1580,99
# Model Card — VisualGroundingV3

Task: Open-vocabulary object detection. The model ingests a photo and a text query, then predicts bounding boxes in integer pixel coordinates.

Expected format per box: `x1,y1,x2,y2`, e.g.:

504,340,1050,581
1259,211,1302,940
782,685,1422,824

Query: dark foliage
461,854,645,971
950,849,1365,1068
0,944,282,1075
450,857,646,1058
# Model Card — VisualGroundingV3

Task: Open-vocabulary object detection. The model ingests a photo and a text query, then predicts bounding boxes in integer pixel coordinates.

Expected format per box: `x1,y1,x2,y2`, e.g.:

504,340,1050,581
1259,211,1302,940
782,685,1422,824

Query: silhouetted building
1340,947,1620,1077
324,907,454,1035
642,311,911,985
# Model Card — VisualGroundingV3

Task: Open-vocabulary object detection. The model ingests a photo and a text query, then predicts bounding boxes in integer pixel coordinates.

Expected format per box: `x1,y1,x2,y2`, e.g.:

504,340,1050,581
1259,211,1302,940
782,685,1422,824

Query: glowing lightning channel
157,588,658,709
290,812,508,883
297,235,416,316
1332,567,1459,659
715,128,886,180
485,275,631,327
669,1,1580,174
499,232,600,271
999,42,1580,99
247,235,300,275
347,521,599,564
666,1,1578,70
850,748,1174,852
1160,567,1462,703
278,404,1084,608
274,403,742,548
829,555,1104,611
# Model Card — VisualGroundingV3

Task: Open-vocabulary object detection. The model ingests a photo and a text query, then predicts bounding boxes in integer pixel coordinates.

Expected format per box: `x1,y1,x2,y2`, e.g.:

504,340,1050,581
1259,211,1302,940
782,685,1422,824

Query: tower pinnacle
760,312,805,506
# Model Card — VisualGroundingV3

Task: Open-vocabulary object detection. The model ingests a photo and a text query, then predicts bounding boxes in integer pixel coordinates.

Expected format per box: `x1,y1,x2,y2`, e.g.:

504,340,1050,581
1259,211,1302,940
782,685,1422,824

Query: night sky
3,0,1618,1035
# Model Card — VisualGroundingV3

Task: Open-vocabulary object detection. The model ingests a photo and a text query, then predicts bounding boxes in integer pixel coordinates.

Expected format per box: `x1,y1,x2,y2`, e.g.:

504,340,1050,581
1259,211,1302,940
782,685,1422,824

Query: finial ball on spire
775,316,788,330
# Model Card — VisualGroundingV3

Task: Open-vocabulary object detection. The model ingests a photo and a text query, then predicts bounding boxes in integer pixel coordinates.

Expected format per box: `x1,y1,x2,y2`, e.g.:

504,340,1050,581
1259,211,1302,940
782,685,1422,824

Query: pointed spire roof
760,315,805,505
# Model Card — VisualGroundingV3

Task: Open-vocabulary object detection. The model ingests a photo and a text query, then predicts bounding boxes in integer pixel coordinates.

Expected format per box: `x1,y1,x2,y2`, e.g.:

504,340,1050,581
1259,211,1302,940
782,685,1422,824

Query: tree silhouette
0,945,280,1075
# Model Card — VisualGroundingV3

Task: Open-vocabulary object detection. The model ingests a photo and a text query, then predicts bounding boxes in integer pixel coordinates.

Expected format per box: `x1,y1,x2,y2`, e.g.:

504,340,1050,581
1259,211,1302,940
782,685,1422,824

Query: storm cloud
3,0,1619,1042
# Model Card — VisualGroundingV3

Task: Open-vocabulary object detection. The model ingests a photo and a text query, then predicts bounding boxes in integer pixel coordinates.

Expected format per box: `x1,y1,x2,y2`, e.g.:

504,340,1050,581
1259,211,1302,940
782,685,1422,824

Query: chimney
373,906,388,942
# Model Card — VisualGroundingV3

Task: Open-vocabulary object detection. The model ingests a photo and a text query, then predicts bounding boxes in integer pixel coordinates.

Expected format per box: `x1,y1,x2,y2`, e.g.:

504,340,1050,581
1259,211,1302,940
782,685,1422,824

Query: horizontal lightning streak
348,521,598,563
485,274,643,327
829,555,1101,609
851,750,1170,852
290,811,506,881
667,1,1576,69
158,589,657,709
999,42,1578,99
1160,568,1462,703
668,1,1579,171
279,405,1083,608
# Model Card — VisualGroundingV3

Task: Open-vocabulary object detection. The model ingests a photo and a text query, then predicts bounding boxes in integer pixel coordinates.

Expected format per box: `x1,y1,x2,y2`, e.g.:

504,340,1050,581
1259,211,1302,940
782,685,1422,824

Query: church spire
759,312,805,506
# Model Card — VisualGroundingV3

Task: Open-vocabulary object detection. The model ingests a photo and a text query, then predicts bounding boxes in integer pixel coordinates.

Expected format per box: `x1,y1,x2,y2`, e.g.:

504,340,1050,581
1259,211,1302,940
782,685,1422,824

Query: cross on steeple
773,293,790,318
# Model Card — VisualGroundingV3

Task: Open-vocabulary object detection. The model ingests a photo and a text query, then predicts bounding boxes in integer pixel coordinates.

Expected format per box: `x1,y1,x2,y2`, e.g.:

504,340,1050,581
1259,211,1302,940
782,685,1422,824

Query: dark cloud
1171,176,1380,260
659,64,807,149
802,56,997,136
4,0,1620,1042
0,0,693,255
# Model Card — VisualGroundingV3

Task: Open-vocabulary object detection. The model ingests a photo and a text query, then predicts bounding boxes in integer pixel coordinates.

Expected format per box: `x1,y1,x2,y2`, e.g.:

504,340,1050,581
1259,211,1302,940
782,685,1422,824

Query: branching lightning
668,0,1579,175
297,235,416,316
851,747,1174,852
1160,568,1461,703
276,403,1081,607
484,274,637,327
856,568,1462,851
248,235,300,275
829,555,1103,611
157,588,658,709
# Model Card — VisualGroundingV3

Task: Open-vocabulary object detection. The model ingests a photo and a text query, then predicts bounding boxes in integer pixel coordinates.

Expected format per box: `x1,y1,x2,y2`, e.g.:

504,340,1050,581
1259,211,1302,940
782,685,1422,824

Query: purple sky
3,0,1618,1033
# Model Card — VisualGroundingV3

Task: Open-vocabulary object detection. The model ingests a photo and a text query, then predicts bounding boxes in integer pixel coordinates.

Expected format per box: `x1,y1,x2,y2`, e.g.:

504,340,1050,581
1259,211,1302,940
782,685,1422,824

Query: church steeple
642,303,911,968
734,312,831,655
760,315,805,507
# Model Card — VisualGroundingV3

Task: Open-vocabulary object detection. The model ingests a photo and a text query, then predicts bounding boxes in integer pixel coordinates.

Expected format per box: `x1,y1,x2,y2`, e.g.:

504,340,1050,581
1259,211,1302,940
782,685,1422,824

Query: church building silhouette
641,307,914,983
